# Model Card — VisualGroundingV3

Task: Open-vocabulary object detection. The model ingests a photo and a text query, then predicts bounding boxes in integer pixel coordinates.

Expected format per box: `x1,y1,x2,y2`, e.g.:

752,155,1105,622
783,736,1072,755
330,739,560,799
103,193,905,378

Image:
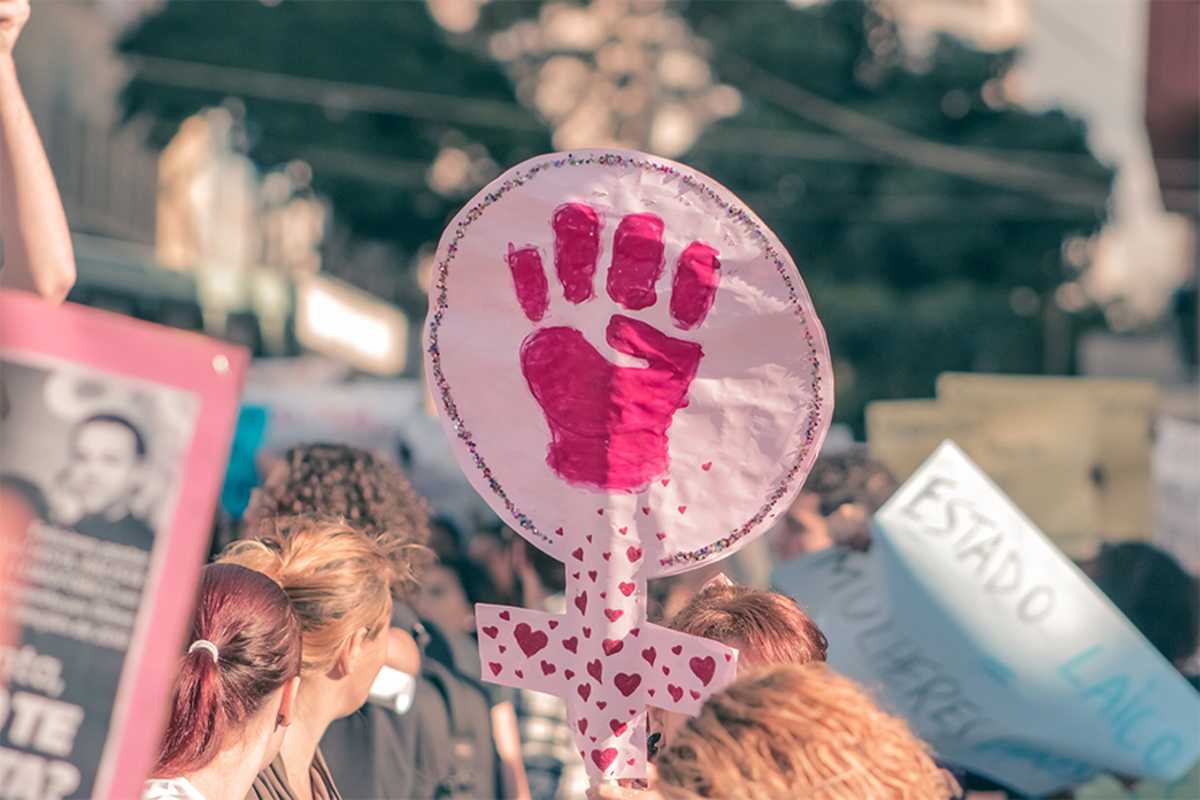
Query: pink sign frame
0,291,246,799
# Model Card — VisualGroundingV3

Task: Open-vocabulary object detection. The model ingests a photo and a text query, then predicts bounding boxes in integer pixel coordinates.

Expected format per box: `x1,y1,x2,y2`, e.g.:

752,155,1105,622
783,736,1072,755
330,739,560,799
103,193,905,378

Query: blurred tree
676,0,1114,428
118,0,551,305
467,0,1114,428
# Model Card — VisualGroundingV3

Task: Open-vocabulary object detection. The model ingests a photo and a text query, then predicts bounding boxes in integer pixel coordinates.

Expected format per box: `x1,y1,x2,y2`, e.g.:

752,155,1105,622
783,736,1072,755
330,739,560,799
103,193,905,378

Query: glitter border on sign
426,152,828,566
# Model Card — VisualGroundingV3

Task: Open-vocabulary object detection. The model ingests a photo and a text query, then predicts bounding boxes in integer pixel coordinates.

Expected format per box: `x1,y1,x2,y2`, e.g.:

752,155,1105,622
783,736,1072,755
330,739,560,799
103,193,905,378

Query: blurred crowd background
11,0,1198,553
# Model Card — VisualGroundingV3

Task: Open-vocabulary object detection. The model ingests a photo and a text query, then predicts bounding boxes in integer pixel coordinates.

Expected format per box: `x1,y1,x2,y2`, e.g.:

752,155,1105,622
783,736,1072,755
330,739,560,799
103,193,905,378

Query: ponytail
221,518,398,675
154,564,302,777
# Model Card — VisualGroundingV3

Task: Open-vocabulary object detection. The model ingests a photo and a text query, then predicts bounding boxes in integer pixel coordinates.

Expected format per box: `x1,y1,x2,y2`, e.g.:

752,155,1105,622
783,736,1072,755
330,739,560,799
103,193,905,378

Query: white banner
1153,417,1200,576
775,441,1200,797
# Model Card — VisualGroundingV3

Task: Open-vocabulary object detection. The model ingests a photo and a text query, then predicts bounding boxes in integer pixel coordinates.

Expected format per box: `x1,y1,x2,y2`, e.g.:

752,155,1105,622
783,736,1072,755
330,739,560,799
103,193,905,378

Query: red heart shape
597,701,608,710
656,532,667,541
572,572,581,580
691,690,701,700
583,626,592,638
482,626,499,639
671,645,683,656
586,535,593,543
587,659,603,683
579,719,589,735
629,708,637,716
662,666,670,676
489,662,502,676
631,628,640,637
498,645,507,654
549,620,559,630
649,689,656,697
619,582,636,597
605,609,624,622
618,526,628,535
689,655,716,686
541,660,556,675
577,683,592,702
600,592,607,599
610,719,628,736
602,552,612,561
597,508,604,515
724,653,731,661
641,647,656,666
563,637,578,653
627,758,637,766
614,673,642,697
588,570,598,582
499,611,511,621
571,548,584,561
662,479,670,487
701,462,712,471
626,547,643,563
514,623,549,657
591,748,618,771
602,638,624,656
667,684,683,703
555,527,564,536
565,669,575,680
678,506,687,514
642,507,651,516
515,669,524,678
574,591,588,615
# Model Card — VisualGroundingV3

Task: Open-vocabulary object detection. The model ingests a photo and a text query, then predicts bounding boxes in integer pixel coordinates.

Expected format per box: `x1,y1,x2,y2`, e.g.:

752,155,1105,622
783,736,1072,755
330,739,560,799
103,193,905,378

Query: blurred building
13,0,409,376
1145,0,1198,385
890,0,1196,383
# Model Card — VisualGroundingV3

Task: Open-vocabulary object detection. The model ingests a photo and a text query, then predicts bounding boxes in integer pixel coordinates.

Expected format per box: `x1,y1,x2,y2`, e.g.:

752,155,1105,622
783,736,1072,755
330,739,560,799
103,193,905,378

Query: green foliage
119,0,1114,428
119,0,551,265
680,0,1113,426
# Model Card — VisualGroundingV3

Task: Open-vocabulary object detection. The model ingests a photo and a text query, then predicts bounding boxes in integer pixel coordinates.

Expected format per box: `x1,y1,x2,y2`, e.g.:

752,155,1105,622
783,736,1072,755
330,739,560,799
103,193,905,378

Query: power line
125,52,1118,211
721,54,1114,209
123,54,545,132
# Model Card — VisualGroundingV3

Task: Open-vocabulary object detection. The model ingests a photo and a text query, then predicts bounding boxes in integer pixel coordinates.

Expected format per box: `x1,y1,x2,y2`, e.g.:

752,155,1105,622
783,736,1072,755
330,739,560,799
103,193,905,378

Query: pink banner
0,291,246,799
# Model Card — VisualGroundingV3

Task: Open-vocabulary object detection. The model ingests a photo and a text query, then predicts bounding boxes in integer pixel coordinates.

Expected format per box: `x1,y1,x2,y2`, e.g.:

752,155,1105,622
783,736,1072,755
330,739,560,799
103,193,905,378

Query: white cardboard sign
425,149,833,780
774,441,1200,796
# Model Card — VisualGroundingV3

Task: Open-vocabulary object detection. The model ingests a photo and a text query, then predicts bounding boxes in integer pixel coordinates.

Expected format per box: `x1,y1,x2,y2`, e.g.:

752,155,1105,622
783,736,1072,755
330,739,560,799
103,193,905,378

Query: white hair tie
188,640,220,665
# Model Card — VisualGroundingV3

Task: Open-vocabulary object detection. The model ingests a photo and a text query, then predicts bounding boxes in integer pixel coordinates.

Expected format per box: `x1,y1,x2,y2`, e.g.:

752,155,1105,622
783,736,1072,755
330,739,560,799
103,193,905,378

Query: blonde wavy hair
655,664,955,800
220,517,397,675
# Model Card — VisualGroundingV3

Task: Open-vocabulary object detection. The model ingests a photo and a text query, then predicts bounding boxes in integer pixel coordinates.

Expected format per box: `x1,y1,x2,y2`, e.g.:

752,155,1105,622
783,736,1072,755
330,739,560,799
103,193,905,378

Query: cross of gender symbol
426,149,833,781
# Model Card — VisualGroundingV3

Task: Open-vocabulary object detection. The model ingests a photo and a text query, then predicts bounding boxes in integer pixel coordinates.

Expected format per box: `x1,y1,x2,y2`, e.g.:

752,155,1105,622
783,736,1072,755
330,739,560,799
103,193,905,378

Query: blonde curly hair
655,664,955,800
220,518,398,675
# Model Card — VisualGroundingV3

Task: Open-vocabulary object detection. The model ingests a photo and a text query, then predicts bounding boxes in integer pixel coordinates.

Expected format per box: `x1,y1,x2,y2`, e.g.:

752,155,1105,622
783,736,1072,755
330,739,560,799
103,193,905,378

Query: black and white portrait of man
59,412,155,549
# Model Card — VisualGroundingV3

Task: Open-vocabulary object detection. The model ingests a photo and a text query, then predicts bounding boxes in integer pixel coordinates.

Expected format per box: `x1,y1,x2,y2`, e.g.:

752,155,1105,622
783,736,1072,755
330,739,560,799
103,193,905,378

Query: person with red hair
647,575,828,760
144,563,302,800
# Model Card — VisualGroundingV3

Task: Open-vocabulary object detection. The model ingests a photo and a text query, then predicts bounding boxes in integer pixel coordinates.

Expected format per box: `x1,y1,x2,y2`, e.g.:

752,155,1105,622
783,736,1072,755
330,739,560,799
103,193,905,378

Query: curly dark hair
802,449,898,517
244,443,432,599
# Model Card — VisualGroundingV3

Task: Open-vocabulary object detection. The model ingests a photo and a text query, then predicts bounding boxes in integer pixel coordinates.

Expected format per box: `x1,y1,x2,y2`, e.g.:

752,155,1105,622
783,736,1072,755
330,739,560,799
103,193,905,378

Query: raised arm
0,0,76,303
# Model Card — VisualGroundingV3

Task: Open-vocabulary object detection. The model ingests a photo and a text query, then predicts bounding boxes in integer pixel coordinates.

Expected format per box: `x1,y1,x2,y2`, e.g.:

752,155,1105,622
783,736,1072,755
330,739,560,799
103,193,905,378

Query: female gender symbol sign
425,149,833,781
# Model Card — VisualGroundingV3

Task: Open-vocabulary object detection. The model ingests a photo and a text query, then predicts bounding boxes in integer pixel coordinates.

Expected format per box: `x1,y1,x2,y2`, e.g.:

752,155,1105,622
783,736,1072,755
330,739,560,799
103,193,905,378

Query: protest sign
426,149,833,780
775,441,1200,797
1152,416,1200,575
937,372,1157,540
866,397,1101,555
0,291,245,800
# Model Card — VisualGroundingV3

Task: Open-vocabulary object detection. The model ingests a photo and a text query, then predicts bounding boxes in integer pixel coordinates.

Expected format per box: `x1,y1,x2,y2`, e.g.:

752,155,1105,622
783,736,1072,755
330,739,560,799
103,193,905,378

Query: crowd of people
1,4,1197,798
135,442,1197,800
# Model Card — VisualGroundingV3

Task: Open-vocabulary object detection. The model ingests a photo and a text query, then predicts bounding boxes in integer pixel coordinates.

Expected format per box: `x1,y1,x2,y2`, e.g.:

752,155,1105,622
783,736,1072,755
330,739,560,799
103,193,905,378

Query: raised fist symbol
508,203,721,493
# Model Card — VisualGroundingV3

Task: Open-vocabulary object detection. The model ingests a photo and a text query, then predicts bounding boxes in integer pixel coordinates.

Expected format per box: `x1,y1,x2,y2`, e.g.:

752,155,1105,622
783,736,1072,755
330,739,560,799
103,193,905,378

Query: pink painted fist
509,203,721,493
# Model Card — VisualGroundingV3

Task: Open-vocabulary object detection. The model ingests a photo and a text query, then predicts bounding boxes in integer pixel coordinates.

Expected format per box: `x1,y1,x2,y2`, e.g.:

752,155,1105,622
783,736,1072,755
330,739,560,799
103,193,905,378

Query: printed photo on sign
0,353,199,800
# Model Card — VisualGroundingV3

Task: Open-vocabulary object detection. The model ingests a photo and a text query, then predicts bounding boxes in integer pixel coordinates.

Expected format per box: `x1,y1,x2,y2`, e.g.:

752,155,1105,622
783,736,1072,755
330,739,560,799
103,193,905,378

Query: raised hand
510,202,721,493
